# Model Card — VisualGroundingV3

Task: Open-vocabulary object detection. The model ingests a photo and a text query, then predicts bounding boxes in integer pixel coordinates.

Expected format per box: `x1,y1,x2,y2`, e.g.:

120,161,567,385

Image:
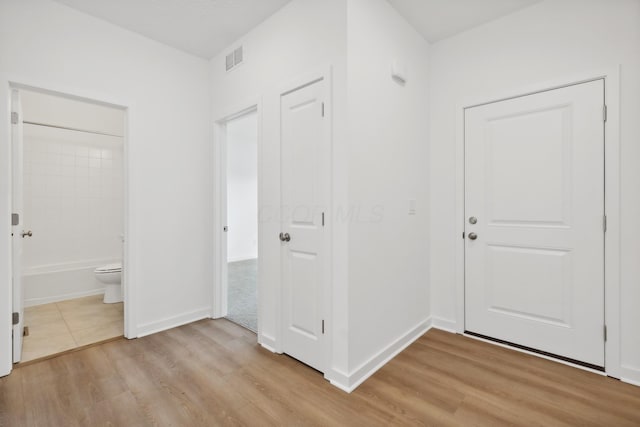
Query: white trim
0,73,135,377
620,364,640,386
259,340,279,354
330,318,432,393
454,67,622,378
136,307,212,338
25,288,105,307
431,316,458,334
621,377,640,388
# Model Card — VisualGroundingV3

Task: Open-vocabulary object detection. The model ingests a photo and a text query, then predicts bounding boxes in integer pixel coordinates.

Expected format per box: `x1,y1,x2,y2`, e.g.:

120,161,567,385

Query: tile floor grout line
21,295,124,362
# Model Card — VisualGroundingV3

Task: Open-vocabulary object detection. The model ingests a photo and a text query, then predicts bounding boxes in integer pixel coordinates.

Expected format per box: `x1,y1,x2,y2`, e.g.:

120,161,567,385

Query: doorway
222,110,259,333
463,79,605,368
11,88,126,363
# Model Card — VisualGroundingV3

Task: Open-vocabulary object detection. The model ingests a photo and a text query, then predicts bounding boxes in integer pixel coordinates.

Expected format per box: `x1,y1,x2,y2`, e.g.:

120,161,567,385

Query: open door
11,89,24,363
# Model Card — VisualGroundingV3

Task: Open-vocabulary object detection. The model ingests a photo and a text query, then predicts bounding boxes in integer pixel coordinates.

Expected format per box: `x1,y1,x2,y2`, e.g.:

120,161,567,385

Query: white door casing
11,89,24,363
464,80,605,367
280,78,327,372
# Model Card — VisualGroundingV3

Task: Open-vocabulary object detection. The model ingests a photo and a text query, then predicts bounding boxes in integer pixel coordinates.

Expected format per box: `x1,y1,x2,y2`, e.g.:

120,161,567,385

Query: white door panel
11,89,24,363
465,80,605,367
281,79,326,372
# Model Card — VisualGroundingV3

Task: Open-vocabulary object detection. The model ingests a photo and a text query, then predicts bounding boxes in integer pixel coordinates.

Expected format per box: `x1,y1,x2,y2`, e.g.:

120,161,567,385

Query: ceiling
387,0,542,43
52,0,293,59
52,0,542,59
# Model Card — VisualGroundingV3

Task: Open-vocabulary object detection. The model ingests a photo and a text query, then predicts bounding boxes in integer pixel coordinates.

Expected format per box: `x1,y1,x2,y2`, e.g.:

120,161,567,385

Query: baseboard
259,341,278,354
431,316,458,333
258,332,279,353
331,318,432,393
326,368,351,393
621,376,640,388
24,288,105,307
620,364,640,388
137,307,212,338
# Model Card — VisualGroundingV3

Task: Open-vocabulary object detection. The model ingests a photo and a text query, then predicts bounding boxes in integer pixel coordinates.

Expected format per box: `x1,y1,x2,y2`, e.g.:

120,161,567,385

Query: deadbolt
279,232,291,242
469,217,478,225
468,232,478,240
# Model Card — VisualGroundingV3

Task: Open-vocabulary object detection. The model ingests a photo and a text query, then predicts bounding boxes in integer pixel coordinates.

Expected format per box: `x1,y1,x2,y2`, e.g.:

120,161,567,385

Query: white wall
346,0,430,379
210,0,350,382
0,0,212,374
211,0,431,390
226,112,258,262
20,89,125,137
429,0,640,382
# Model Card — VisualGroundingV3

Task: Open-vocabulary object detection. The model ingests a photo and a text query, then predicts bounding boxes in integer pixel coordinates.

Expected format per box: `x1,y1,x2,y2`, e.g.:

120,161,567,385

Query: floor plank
1,319,639,426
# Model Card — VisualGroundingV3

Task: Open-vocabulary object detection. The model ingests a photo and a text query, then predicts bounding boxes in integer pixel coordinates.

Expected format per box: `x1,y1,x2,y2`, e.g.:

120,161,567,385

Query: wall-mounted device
226,46,244,72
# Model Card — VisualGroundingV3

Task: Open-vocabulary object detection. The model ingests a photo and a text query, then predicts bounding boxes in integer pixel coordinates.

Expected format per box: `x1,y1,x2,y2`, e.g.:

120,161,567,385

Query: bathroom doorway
222,110,258,332
11,88,126,364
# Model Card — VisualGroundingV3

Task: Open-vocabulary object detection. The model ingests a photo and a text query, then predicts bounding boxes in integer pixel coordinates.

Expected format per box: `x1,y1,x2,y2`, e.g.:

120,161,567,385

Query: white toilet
94,263,123,304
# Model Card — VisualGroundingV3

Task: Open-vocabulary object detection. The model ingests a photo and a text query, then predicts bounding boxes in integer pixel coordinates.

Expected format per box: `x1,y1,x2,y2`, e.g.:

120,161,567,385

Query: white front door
464,80,605,367
11,89,24,363
280,78,327,372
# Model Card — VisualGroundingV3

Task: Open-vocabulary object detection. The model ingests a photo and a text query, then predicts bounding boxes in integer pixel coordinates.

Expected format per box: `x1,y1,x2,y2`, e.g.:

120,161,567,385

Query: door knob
468,232,478,240
279,232,291,242
21,230,32,238
469,216,478,225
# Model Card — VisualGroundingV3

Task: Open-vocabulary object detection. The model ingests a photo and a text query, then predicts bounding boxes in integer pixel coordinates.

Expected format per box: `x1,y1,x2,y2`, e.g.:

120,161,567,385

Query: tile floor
21,294,123,363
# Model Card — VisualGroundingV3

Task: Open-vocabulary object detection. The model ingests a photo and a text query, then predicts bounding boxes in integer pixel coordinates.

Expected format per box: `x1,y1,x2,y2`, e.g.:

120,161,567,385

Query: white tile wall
22,127,124,271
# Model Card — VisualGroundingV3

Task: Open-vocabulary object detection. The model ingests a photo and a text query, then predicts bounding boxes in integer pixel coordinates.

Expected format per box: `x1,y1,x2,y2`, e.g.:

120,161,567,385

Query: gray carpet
226,259,257,332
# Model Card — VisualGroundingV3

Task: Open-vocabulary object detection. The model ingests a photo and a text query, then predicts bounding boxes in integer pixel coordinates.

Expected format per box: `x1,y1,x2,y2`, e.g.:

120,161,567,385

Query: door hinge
603,105,608,123
322,319,325,334
12,312,19,325
322,212,325,227
603,215,607,233
604,325,607,342
321,102,325,117
12,213,19,226
11,112,19,125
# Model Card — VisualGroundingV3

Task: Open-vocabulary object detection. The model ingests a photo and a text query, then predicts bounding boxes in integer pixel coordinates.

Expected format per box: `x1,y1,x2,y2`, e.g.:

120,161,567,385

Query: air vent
225,53,234,71
225,46,244,72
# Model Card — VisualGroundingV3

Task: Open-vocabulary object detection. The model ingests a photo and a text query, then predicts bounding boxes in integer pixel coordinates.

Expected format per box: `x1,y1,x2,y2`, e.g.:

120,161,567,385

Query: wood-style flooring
1,319,639,426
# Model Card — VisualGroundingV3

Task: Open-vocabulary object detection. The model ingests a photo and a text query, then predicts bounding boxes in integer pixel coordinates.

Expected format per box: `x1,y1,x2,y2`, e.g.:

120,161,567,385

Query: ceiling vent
225,46,244,72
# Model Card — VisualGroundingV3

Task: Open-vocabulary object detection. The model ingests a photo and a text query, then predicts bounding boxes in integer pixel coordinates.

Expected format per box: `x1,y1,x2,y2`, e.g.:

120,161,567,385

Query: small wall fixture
391,60,408,85
226,46,244,72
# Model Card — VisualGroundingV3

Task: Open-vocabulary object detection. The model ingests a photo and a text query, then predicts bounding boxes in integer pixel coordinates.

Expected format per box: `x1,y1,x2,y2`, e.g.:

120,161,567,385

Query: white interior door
11,89,24,363
281,78,327,372
465,80,605,367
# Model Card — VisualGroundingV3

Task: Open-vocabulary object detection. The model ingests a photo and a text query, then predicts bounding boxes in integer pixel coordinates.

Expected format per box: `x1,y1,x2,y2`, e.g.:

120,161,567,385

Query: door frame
0,74,136,376
453,67,621,378
212,99,263,337
276,66,333,373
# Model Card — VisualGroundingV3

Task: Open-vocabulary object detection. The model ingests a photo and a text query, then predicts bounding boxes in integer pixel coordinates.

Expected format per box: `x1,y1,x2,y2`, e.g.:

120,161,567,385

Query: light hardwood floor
1,319,639,426
21,295,124,363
